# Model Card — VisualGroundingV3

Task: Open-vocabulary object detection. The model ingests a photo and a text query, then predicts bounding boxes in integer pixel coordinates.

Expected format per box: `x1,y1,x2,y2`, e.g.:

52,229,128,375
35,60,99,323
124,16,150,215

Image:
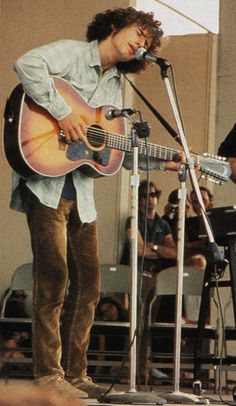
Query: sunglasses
141,192,160,199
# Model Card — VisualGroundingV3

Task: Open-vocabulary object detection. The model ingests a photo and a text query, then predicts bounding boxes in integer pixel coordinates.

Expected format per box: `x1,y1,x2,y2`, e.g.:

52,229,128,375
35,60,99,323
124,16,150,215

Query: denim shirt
10,40,123,223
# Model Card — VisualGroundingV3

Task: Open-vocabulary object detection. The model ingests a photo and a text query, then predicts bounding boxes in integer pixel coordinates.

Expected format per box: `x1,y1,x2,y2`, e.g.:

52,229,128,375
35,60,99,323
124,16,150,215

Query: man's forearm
229,158,236,183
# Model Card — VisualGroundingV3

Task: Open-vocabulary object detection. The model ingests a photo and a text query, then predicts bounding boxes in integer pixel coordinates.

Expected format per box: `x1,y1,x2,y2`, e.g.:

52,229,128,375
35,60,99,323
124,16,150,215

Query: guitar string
79,127,226,180
82,126,180,161
82,127,225,165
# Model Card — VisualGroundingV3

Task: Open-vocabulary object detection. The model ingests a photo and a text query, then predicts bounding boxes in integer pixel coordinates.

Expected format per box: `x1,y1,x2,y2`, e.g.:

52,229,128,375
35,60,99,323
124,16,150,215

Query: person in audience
162,188,192,242
0,289,32,372
184,186,213,271
88,296,129,380
162,186,214,323
96,296,129,323
3,289,30,318
190,186,214,216
121,179,177,382
189,186,214,323
163,187,213,272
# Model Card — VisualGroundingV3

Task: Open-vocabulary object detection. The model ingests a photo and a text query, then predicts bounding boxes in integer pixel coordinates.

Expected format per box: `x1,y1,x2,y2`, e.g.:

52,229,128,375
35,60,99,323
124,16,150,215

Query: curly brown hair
86,7,163,73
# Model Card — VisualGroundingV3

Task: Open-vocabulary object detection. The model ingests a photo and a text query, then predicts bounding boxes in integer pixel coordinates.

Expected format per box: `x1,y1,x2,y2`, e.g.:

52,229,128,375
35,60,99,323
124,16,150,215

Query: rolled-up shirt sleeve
14,40,76,120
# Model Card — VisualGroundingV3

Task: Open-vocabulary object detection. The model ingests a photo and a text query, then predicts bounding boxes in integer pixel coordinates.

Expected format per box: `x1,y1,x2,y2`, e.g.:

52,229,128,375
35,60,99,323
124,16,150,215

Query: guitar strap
122,72,182,146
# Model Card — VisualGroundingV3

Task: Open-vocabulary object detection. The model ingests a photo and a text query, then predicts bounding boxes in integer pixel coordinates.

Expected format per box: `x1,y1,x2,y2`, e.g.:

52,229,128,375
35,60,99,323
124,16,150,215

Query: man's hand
164,152,201,172
229,157,236,183
164,152,185,172
165,161,184,172
58,111,87,144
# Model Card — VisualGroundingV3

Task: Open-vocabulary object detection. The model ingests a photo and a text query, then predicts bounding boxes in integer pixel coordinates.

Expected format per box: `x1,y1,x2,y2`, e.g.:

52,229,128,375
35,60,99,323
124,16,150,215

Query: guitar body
4,77,125,177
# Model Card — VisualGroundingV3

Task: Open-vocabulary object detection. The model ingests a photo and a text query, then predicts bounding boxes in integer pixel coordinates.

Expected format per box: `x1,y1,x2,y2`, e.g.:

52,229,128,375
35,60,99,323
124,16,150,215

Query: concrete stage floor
0,379,235,406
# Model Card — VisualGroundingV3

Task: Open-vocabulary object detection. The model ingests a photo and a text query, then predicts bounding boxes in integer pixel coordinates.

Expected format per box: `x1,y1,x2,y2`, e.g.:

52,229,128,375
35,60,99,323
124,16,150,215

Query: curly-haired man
11,6,181,399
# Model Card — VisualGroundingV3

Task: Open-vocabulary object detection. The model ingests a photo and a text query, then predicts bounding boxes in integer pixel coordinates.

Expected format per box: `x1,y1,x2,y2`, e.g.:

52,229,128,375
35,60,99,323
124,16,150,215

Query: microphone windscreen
135,48,146,60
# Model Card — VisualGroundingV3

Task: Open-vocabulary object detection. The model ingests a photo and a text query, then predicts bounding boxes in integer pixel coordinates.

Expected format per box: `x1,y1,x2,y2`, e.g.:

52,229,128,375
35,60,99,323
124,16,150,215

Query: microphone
105,107,137,120
135,47,171,68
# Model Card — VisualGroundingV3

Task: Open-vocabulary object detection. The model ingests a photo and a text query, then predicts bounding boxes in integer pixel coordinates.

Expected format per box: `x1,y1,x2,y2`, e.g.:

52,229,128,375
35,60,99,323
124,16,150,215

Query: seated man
162,187,213,322
162,188,192,243
184,187,213,323
184,186,213,271
121,179,177,381
163,187,213,271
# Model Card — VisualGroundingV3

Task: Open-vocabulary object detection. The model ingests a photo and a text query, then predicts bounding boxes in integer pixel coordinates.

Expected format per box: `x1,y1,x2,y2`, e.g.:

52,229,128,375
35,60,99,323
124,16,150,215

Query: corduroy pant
25,192,100,379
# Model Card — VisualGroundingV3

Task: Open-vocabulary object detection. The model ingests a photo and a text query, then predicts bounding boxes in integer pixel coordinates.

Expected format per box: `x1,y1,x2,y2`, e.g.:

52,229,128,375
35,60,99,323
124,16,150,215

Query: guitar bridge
66,143,110,166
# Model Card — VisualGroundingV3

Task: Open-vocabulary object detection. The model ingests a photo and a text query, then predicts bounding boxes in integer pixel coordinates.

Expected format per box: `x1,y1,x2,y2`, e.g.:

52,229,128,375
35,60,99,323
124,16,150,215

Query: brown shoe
67,375,116,398
35,374,88,399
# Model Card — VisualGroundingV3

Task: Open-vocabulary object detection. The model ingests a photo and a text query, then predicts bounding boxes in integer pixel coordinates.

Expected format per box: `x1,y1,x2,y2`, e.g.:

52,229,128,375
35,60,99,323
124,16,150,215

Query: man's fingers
58,112,87,144
60,124,87,144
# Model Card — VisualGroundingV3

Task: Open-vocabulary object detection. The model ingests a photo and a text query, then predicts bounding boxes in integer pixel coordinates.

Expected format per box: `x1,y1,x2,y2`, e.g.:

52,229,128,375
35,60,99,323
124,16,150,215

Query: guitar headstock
198,153,231,184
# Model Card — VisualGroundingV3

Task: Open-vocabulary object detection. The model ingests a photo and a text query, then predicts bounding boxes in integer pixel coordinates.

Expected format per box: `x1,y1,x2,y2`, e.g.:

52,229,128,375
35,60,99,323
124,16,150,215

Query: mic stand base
156,177,207,406
158,391,209,405
101,391,166,405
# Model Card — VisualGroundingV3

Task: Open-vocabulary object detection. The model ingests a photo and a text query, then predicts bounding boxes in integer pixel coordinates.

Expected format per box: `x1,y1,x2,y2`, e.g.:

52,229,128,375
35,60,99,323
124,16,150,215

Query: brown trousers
25,193,100,379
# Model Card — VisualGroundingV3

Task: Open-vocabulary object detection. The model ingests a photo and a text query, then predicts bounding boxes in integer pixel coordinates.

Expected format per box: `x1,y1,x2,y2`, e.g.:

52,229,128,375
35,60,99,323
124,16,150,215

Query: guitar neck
105,132,180,162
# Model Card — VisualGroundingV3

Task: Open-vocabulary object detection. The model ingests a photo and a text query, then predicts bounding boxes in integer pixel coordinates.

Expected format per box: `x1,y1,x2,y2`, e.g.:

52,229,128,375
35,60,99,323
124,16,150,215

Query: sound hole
87,125,105,148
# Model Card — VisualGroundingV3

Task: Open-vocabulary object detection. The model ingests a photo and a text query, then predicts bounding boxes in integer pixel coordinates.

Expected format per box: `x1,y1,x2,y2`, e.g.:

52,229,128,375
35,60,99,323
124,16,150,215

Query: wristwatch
152,244,159,252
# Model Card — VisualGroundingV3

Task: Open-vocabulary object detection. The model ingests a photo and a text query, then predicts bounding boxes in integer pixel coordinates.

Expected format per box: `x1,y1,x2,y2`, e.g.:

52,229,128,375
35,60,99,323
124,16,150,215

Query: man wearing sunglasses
121,179,177,383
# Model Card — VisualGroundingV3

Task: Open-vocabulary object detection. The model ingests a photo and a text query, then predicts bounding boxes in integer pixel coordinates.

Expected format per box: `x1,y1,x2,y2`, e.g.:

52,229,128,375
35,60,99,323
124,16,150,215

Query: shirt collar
88,40,120,78
89,40,101,68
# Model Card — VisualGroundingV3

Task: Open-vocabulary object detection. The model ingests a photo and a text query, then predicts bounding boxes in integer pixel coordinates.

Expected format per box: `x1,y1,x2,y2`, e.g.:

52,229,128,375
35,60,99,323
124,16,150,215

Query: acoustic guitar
3,76,231,183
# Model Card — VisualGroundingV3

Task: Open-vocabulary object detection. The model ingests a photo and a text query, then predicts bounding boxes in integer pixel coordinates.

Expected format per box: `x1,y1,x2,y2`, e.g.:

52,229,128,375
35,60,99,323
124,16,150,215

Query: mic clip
133,121,150,139
105,107,138,120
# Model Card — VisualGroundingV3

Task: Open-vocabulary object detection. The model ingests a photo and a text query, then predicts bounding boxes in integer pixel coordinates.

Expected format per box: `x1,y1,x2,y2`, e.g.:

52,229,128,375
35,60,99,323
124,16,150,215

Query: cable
135,136,151,386
208,265,235,406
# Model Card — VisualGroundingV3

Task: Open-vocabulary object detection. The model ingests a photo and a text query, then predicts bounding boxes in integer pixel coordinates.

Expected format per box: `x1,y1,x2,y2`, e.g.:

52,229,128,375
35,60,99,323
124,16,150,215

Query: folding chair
146,266,218,388
0,263,33,380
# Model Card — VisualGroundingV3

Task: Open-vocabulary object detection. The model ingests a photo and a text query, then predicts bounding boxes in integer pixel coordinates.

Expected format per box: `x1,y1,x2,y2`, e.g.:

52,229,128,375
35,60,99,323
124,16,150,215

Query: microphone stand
154,60,223,404
102,120,166,405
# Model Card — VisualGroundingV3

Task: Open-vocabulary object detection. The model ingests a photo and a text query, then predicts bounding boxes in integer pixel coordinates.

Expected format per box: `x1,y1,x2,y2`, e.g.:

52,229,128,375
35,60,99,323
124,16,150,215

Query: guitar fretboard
105,132,180,162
